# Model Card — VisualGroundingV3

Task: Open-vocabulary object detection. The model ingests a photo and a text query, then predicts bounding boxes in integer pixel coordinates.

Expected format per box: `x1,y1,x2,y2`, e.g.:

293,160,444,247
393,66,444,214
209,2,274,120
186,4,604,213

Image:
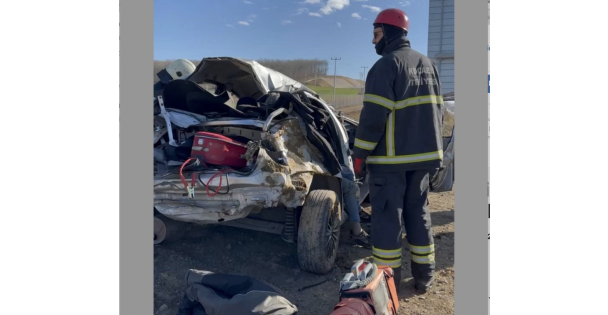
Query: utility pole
359,72,364,93
361,66,368,94
331,57,341,103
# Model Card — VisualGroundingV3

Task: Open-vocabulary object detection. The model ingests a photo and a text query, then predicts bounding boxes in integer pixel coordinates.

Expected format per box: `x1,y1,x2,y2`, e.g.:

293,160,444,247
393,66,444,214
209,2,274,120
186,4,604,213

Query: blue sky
154,0,429,80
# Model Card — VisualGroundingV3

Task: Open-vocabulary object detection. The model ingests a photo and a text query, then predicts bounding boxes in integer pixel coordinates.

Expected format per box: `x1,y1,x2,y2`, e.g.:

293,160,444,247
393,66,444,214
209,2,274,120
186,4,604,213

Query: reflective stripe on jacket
353,37,444,173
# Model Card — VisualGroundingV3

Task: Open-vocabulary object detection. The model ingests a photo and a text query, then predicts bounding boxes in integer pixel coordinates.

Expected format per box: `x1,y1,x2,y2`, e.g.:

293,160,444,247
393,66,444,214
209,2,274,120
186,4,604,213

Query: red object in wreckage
329,299,375,315
190,132,248,168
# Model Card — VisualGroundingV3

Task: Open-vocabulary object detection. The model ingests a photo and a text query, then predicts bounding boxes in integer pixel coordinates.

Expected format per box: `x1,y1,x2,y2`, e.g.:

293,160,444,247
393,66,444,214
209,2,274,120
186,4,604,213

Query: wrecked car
153,57,455,275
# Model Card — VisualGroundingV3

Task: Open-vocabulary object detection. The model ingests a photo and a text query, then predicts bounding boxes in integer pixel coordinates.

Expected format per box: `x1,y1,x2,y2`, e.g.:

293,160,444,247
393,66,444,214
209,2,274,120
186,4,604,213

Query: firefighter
352,8,444,294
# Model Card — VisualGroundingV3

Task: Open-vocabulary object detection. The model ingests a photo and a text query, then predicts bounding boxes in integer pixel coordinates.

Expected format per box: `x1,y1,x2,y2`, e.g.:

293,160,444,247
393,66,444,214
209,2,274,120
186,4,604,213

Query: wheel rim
325,200,340,261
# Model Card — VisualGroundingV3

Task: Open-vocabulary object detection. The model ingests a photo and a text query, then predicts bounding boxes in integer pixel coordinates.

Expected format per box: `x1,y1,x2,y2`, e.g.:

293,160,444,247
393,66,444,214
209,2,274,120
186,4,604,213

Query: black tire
154,210,185,245
297,189,341,274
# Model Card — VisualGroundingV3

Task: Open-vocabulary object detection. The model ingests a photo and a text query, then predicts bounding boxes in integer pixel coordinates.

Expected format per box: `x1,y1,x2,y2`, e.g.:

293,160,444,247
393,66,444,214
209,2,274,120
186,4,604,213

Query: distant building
427,0,455,93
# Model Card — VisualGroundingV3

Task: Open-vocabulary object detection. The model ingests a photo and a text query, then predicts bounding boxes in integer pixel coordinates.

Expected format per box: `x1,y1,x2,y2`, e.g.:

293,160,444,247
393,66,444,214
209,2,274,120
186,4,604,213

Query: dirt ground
154,106,455,314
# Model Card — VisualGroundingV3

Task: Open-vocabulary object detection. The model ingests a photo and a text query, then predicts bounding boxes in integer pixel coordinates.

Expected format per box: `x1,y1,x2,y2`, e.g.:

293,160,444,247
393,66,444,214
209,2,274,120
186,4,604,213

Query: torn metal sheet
164,111,201,129
166,109,207,128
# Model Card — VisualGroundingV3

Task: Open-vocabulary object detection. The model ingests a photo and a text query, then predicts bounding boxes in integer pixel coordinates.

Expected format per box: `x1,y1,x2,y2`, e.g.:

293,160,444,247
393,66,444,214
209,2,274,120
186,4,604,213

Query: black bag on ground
176,269,298,315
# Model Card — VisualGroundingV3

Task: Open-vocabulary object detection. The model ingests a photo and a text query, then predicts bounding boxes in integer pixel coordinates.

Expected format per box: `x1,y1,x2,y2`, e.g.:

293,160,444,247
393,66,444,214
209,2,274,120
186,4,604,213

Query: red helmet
373,8,409,31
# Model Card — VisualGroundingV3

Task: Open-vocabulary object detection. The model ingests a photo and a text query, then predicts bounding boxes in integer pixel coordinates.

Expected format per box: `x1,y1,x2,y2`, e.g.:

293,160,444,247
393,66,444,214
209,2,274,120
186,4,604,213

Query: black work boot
347,221,372,248
350,229,371,248
414,274,435,294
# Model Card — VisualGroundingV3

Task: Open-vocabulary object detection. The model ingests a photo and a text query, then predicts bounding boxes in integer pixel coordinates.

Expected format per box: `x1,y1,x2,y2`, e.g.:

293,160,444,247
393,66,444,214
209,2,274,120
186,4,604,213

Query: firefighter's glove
354,158,367,180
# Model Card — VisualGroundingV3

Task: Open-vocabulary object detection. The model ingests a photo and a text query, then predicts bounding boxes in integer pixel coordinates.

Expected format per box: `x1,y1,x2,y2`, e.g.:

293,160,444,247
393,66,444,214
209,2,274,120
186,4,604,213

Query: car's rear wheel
154,216,168,245
154,211,184,245
297,189,341,274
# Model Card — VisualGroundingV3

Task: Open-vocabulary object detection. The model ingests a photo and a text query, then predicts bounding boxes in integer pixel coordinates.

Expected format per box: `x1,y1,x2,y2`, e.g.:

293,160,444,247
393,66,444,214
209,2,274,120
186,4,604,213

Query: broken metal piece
157,95,178,146
263,107,287,132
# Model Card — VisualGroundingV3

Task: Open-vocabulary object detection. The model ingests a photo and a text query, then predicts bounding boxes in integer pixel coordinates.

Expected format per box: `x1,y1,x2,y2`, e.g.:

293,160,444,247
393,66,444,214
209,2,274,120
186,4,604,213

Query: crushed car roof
187,57,318,99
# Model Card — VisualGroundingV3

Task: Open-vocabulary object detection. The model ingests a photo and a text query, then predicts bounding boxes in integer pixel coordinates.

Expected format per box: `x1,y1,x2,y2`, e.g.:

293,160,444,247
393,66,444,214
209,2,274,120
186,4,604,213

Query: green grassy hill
307,86,361,95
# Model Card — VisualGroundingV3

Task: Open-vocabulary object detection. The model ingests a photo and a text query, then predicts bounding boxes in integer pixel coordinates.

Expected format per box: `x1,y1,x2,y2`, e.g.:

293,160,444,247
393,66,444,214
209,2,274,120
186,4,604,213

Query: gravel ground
154,190,454,315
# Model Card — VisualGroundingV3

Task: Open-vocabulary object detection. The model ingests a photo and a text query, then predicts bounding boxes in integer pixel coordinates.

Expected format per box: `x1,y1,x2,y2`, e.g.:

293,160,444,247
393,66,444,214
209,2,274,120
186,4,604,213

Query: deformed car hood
187,57,317,99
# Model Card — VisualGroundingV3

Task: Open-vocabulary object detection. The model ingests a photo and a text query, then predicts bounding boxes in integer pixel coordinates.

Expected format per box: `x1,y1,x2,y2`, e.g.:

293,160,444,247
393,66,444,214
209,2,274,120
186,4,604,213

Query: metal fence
316,94,364,109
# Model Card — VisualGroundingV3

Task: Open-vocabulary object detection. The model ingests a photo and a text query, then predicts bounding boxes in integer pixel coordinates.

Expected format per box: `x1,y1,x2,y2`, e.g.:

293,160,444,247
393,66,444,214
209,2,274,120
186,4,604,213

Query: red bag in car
190,132,248,168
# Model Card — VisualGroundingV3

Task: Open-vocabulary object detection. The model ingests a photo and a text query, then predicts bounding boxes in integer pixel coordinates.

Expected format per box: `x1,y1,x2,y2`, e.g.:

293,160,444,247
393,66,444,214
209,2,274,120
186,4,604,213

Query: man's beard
375,39,386,55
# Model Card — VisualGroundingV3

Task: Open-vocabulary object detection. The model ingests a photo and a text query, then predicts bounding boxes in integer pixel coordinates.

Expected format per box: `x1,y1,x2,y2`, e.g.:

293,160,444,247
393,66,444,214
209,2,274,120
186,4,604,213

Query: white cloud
362,5,381,13
399,1,411,6
302,0,321,4
353,0,368,2
321,0,351,15
337,22,342,28
243,0,253,4
226,24,235,28
309,12,322,17
297,7,309,15
351,12,362,19
282,20,293,25
238,21,250,26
